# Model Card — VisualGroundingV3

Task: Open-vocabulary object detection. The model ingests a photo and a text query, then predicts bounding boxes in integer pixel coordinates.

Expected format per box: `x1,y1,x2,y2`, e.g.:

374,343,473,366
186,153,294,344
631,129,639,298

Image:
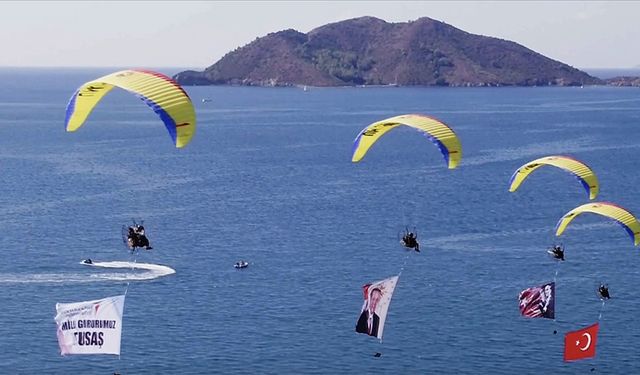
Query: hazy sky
2,1,638,69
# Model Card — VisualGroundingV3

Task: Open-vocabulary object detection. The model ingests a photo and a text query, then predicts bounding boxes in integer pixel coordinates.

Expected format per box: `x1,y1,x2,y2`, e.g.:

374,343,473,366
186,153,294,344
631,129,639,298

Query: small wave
0,261,175,284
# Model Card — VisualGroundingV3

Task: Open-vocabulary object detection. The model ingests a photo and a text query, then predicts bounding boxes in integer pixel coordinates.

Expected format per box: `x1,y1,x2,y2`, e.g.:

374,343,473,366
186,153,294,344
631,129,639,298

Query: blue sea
0,68,639,374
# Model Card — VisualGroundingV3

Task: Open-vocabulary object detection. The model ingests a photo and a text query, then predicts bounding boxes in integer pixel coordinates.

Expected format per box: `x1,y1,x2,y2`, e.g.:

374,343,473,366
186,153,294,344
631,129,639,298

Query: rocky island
174,16,612,87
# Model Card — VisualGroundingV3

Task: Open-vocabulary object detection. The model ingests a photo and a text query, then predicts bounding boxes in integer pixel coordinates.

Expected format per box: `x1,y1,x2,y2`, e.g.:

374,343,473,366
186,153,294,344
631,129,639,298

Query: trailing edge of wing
351,114,461,169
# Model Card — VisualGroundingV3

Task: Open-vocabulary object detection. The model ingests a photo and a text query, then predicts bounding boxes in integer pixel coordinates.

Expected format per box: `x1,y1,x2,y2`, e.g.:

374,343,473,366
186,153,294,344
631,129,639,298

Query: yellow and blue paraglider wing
65,69,196,148
351,114,462,169
555,202,640,246
508,155,599,200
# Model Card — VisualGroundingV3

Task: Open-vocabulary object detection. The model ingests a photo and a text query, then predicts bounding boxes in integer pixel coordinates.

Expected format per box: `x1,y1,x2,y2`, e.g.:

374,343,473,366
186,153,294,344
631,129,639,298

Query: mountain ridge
174,16,603,87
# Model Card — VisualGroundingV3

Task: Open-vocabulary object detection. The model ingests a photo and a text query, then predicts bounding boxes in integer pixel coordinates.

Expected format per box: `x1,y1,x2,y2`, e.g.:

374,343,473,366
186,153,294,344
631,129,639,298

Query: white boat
234,261,249,269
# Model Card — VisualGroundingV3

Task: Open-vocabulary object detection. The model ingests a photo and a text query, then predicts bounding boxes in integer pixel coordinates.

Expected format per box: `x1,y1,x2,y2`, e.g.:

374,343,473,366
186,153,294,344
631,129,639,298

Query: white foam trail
426,221,617,253
0,261,175,284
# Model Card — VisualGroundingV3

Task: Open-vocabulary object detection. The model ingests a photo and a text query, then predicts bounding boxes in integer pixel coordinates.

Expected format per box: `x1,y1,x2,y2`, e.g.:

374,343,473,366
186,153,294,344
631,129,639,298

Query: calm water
0,68,639,374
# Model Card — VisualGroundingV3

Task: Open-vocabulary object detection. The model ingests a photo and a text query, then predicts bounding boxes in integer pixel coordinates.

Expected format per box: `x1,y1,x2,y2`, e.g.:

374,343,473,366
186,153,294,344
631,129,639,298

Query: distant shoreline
0,67,638,87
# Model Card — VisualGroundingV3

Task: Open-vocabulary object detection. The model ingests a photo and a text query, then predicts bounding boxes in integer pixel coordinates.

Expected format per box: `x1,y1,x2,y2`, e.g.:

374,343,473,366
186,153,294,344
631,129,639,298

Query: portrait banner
518,282,555,319
355,275,399,340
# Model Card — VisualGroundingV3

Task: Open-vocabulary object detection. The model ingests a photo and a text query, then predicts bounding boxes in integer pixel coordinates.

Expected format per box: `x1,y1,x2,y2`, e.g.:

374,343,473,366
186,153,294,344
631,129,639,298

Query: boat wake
0,261,175,284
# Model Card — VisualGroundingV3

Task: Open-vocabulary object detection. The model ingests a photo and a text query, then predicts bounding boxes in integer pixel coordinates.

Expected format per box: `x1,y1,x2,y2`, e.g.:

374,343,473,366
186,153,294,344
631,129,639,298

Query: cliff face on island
174,16,602,87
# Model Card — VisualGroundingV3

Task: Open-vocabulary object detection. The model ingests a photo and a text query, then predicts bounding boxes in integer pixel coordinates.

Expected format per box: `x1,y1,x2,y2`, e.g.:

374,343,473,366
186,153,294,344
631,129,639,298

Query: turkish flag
564,323,599,362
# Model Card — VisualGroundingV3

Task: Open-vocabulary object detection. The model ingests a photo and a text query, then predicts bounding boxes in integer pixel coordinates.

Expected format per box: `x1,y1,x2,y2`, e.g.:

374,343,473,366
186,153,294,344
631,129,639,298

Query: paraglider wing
351,114,462,169
555,202,640,246
65,69,196,148
508,155,599,200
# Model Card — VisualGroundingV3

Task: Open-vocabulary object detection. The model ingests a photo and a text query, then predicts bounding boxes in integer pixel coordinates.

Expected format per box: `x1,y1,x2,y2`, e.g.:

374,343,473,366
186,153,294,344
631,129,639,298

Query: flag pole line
598,300,605,321
117,282,131,372
398,251,410,276
593,301,605,373
120,254,133,364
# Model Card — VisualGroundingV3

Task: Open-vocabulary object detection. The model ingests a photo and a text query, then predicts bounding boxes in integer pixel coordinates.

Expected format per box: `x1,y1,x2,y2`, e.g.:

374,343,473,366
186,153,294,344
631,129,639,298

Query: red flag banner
564,323,599,362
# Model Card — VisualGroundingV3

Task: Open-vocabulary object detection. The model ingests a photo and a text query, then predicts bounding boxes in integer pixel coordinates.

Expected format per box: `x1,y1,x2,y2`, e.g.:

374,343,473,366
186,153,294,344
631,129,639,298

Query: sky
1,1,638,69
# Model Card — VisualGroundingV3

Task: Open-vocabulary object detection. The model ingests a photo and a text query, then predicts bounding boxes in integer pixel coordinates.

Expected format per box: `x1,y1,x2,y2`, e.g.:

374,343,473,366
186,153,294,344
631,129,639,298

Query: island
174,16,632,87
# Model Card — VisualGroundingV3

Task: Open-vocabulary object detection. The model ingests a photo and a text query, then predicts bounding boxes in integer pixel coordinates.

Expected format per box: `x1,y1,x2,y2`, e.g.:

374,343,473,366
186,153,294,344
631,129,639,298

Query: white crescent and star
576,332,592,351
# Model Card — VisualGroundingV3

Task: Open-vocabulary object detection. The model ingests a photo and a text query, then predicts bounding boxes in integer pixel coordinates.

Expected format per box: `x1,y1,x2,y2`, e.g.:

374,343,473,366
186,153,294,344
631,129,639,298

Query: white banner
54,295,125,356
355,275,399,340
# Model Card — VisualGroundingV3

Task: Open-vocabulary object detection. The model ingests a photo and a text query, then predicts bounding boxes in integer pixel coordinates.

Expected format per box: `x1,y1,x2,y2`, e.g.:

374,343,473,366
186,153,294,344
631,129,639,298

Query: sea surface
0,68,639,374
